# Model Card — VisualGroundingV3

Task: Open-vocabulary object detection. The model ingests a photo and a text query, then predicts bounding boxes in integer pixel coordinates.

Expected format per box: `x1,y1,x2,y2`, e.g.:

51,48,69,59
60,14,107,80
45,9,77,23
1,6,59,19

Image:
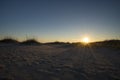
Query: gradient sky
0,0,120,42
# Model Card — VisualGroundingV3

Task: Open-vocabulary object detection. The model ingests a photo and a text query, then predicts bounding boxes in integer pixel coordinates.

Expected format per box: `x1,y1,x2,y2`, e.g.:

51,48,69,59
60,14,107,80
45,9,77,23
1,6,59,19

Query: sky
0,0,120,42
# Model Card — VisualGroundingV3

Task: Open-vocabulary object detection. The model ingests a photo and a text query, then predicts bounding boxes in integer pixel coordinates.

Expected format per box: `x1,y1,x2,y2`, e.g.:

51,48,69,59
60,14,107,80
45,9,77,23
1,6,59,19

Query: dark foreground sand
0,44,120,80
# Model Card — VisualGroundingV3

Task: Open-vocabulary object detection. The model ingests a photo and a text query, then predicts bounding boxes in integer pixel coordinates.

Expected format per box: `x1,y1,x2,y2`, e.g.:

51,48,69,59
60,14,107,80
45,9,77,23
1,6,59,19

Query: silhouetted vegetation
0,38,120,48
20,39,41,45
90,39,120,48
0,38,19,44
102,40,120,44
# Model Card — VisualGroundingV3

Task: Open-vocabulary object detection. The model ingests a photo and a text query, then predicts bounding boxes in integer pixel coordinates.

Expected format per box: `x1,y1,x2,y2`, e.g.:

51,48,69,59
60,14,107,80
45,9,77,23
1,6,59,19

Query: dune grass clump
0,38,19,44
90,39,120,49
102,40,120,48
21,39,41,45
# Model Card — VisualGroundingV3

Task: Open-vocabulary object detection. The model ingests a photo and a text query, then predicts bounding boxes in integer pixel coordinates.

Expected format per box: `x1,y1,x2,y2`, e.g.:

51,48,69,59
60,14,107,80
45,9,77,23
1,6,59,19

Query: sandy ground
0,44,120,80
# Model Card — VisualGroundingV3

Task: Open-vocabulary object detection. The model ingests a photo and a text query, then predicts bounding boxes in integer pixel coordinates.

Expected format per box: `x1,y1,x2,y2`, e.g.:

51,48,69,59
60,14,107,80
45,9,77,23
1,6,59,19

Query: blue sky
0,0,120,42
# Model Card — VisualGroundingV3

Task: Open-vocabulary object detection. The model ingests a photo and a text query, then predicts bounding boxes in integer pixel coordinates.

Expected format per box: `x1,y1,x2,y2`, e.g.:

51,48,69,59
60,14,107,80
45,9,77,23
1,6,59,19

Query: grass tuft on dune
0,38,19,44
20,39,41,45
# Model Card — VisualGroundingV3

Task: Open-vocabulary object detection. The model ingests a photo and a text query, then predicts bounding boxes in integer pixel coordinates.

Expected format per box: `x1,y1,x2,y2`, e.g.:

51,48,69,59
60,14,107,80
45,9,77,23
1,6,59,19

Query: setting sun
82,37,90,43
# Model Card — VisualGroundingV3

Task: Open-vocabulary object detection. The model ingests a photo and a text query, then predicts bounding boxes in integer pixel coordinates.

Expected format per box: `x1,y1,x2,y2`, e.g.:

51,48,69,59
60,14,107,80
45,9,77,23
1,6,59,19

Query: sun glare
82,37,90,44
